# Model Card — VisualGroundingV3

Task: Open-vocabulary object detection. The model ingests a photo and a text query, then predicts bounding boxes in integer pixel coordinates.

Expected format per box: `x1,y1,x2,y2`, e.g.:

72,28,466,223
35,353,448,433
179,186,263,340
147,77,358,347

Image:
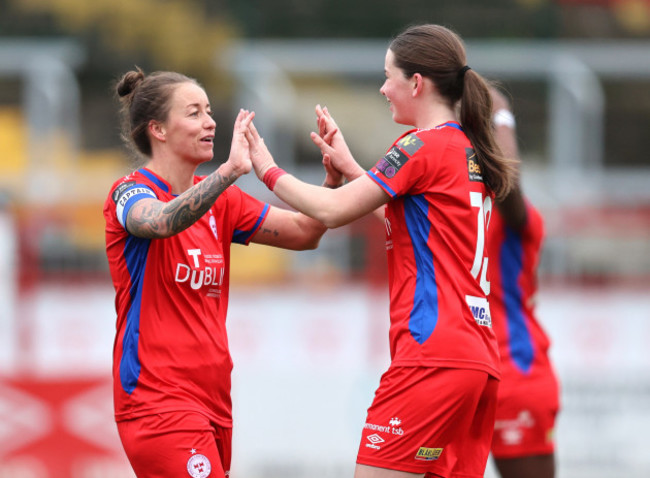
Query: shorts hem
115,407,233,429
491,445,555,460
390,360,501,380
356,457,430,475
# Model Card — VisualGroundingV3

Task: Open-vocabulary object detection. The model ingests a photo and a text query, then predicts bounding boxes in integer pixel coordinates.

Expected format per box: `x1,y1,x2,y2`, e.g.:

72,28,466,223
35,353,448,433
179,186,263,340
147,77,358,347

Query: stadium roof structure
220,38,650,204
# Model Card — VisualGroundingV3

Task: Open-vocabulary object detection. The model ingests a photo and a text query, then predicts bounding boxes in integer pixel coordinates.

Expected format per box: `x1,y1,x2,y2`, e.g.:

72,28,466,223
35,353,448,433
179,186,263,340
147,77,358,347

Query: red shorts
116,411,232,478
356,366,499,478
490,367,560,459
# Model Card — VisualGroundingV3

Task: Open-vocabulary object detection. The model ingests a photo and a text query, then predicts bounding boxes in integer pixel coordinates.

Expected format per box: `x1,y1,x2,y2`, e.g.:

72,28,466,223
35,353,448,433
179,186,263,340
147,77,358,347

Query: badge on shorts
187,453,211,477
415,446,443,461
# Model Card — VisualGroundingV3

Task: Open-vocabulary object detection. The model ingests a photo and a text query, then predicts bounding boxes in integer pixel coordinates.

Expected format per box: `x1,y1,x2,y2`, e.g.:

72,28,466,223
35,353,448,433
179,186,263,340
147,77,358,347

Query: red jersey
487,201,552,379
367,123,500,378
104,168,269,427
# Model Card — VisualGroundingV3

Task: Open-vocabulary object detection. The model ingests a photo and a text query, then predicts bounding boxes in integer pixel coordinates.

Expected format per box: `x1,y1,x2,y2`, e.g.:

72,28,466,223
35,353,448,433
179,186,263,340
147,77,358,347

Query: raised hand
244,119,278,180
226,109,255,178
311,105,363,181
322,154,343,189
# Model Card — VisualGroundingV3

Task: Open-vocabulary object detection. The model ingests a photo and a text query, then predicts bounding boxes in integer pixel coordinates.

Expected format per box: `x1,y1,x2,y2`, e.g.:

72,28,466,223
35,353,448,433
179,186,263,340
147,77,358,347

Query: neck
414,105,457,130
408,89,457,129
145,156,196,194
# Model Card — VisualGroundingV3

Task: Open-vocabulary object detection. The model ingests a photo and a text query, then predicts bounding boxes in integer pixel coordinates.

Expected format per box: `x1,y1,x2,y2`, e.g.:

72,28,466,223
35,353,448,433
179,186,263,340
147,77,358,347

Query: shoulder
107,171,144,201
105,170,158,212
408,125,468,154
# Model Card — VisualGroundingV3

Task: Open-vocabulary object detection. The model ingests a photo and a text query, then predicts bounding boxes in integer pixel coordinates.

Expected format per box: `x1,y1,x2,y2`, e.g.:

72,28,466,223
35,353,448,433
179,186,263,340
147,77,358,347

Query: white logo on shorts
365,433,385,450
187,454,211,477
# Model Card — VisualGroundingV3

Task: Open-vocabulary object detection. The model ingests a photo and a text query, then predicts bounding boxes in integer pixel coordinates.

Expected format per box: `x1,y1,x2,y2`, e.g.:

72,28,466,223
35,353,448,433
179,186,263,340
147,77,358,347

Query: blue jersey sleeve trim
233,203,270,245
367,171,397,198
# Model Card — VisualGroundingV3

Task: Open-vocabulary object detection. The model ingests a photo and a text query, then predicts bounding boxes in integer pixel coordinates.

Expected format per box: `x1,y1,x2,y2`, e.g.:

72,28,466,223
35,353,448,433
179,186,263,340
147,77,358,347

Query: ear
412,73,424,97
148,120,166,142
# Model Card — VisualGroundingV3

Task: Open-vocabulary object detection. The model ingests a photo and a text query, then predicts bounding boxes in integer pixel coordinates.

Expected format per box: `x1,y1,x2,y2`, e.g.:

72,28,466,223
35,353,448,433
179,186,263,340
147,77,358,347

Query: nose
379,82,387,97
205,114,216,129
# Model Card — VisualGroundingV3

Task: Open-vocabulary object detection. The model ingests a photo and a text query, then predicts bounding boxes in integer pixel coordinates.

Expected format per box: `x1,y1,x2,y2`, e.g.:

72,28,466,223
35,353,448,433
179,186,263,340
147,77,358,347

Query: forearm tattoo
127,170,237,238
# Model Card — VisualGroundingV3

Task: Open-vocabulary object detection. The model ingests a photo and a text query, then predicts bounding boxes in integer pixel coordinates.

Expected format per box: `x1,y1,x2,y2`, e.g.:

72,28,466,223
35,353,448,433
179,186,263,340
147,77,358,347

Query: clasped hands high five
231,105,363,189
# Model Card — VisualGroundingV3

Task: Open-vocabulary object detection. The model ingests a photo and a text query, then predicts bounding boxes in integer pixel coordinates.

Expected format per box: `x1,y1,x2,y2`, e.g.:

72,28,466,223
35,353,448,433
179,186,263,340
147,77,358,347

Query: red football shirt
487,201,552,379
367,123,500,378
104,168,269,427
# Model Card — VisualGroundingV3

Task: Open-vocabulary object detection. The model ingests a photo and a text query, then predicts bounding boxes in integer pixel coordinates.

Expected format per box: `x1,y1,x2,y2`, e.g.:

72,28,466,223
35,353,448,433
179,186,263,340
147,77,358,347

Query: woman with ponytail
245,24,517,478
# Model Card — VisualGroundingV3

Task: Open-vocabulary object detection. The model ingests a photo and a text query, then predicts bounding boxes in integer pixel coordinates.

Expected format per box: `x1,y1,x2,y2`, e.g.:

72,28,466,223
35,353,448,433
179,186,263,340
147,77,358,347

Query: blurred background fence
1,0,650,477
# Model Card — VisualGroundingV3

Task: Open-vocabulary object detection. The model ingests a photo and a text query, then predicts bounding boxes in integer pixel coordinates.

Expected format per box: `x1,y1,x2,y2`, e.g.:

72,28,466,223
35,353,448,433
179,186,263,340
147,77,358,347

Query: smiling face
158,82,216,165
379,49,415,126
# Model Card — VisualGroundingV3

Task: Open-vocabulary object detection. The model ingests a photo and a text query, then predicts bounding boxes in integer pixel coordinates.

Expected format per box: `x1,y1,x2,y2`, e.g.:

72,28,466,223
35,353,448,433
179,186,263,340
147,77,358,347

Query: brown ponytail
458,69,516,199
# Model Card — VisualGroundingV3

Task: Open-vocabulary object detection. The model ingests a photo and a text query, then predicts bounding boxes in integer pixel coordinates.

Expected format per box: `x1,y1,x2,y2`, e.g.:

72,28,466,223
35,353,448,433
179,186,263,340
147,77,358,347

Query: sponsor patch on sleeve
466,148,483,182
396,133,424,156
111,180,136,204
375,146,410,179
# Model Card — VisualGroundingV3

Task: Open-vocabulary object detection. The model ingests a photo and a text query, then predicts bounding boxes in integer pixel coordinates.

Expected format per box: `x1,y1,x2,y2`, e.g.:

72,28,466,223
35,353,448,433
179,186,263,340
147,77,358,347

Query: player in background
245,24,517,478
104,69,335,478
487,86,560,478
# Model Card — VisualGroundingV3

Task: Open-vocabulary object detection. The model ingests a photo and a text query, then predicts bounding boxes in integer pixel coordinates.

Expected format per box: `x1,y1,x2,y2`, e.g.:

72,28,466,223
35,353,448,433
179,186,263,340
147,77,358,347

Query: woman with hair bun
104,68,333,477
245,24,517,478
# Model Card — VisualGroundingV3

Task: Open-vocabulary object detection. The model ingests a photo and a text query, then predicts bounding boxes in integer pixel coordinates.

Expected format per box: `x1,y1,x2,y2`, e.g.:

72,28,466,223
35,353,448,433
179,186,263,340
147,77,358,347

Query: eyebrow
185,102,211,109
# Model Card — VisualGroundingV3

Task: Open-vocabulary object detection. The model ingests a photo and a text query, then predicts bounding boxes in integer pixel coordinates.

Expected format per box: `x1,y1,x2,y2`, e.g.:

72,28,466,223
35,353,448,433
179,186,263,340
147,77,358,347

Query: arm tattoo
259,226,280,237
127,170,237,238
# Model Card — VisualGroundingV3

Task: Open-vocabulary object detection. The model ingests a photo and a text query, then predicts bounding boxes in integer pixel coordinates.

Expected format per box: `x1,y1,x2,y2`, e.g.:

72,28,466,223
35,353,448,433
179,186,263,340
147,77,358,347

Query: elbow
319,210,348,229
302,236,321,250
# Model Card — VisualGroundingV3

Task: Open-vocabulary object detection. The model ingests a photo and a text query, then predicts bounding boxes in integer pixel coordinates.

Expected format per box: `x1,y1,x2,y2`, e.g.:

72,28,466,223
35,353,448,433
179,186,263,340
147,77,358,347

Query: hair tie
458,65,471,79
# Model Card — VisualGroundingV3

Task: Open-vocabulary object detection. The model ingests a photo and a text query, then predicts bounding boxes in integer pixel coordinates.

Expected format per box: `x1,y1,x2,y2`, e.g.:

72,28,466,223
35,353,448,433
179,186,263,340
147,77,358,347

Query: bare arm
250,164,342,250
273,174,388,229
246,120,389,229
490,88,527,231
126,109,254,239
250,205,327,250
126,167,240,238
